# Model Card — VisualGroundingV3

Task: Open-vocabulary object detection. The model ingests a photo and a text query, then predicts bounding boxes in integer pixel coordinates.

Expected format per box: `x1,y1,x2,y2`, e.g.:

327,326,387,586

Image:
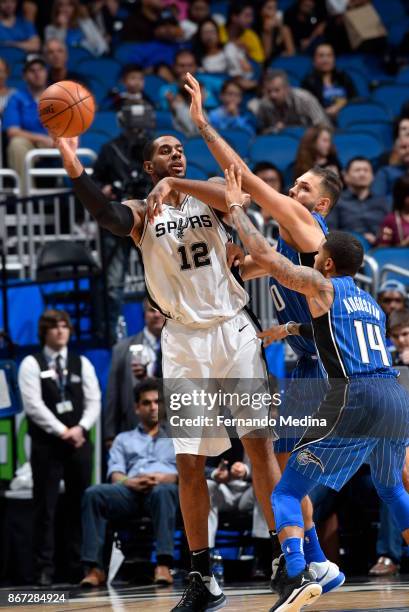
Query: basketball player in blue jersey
147,73,345,594
223,165,409,612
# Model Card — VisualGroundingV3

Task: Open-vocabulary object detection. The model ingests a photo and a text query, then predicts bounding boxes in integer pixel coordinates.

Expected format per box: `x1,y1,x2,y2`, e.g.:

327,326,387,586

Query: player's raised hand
224,164,243,210
258,324,288,347
184,72,205,126
146,177,171,223
53,136,83,178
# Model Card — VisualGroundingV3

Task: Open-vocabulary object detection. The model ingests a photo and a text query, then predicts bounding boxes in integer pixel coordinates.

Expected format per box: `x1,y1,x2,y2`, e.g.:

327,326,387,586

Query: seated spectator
0,57,15,114
326,157,390,246
389,310,409,366
294,125,340,179
377,280,408,348
3,55,52,195
0,0,40,52
302,43,356,122
373,136,409,197
247,162,283,242
219,1,265,64
180,0,218,41
87,0,129,48
377,175,409,247
43,38,84,85
193,18,256,89
120,0,182,44
80,380,178,587
254,0,295,63
256,69,330,134
106,64,154,112
208,79,255,136
283,0,326,53
45,0,108,57
104,300,165,446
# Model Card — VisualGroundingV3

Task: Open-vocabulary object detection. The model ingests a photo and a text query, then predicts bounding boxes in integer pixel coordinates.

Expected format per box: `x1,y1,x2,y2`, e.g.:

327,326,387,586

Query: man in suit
104,299,165,446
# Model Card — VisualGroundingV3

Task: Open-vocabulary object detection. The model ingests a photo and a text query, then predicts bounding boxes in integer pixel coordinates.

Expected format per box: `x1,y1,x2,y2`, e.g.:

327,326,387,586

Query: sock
304,525,326,564
191,548,210,577
269,530,282,560
281,537,305,578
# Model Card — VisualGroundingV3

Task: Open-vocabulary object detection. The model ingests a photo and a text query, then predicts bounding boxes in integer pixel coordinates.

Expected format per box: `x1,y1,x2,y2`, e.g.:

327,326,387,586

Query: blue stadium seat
219,129,254,159
91,111,120,139
144,74,168,105
0,47,26,65
344,121,393,151
372,0,407,25
281,126,306,140
67,47,93,71
372,85,409,118
337,101,391,128
368,247,409,286
155,110,174,130
184,138,221,176
388,19,409,46
114,42,140,65
396,67,409,85
347,68,370,98
79,129,109,154
87,77,108,104
333,131,385,166
249,134,299,172
7,76,24,90
186,163,208,181
197,72,228,100
76,58,122,89
10,60,23,77
350,232,371,253
270,55,312,80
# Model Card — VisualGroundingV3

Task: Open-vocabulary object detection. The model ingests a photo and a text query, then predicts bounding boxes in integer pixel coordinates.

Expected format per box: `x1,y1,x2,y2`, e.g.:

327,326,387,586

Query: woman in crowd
293,125,340,179
378,175,409,247
208,79,255,136
0,58,15,115
219,1,265,64
254,0,295,64
45,0,108,57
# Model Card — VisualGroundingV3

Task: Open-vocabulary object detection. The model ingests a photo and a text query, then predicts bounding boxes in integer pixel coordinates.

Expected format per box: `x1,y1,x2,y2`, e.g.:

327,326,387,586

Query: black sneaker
171,571,226,611
269,568,322,612
270,554,286,594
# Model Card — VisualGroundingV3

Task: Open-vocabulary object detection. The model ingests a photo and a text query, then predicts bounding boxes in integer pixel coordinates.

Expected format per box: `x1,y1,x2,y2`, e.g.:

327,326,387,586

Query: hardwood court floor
2,578,409,612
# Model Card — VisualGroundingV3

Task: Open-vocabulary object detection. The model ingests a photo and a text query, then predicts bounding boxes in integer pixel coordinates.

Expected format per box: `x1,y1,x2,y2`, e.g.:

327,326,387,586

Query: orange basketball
38,80,95,138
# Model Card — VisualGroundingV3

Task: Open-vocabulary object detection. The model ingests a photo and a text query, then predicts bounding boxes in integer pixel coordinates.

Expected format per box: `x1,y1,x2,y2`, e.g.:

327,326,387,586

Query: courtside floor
1,578,408,611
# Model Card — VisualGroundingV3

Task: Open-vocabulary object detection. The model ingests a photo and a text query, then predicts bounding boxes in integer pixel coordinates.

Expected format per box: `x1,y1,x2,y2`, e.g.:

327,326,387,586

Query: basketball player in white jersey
54,134,281,611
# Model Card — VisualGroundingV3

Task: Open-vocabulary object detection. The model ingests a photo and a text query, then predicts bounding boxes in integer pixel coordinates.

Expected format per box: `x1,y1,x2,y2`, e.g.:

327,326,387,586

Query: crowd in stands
1,0,409,588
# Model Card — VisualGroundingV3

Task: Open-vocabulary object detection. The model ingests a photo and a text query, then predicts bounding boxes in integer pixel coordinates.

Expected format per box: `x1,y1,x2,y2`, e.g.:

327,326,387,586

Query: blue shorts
289,378,409,490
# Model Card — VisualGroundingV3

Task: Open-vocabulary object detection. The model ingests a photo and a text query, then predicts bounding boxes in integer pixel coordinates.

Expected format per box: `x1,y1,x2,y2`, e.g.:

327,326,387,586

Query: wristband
285,321,297,335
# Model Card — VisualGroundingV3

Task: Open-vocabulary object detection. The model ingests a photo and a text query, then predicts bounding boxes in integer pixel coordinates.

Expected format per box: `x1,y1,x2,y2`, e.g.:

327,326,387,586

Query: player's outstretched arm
54,136,145,241
185,73,319,250
225,165,333,309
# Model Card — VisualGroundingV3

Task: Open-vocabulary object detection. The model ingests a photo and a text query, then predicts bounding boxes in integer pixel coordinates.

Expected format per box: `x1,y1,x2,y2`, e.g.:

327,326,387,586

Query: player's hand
226,242,245,268
230,462,248,480
224,164,243,210
146,177,171,223
53,136,79,161
184,72,206,126
258,324,288,347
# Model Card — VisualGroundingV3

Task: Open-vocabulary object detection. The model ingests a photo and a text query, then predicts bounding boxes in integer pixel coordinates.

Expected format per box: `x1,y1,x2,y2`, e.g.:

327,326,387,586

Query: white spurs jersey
138,195,248,327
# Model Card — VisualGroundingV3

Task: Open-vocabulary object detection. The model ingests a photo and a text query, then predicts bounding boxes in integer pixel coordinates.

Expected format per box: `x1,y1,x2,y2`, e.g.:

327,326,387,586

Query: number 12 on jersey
353,320,390,366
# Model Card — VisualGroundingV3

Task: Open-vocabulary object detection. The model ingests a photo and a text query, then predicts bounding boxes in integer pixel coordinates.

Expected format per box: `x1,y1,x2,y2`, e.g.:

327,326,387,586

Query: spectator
3,55,52,195
372,135,409,197
0,0,40,52
377,279,408,348
163,0,188,20
193,18,255,88
106,63,155,112
389,310,409,366
180,0,214,41
104,299,165,446
254,0,295,63
44,0,108,57
18,309,101,586
377,175,409,247
0,57,15,115
302,43,356,121
326,156,389,245
87,0,129,48
256,69,330,134
293,125,340,179
81,380,178,587
120,0,182,44
284,0,326,53
219,1,265,64
208,79,255,136
247,162,283,242
43,38,84,85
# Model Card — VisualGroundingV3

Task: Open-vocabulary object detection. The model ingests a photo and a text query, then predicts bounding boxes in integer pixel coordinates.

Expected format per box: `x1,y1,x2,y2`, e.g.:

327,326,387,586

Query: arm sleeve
71,170,135,236
299,323,314,339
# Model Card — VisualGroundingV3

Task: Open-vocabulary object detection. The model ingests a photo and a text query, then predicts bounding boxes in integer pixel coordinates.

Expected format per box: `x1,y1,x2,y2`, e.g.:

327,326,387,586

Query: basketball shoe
171,571,226,611
269,568,322,612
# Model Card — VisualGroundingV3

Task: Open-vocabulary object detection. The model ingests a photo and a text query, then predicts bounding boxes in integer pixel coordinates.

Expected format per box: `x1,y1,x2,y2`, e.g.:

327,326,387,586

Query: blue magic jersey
269,212,328,357
313,276,396,379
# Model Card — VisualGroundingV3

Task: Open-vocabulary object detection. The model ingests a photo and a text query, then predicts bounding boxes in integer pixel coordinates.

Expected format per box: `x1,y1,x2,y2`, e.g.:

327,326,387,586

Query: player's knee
176,454,206,481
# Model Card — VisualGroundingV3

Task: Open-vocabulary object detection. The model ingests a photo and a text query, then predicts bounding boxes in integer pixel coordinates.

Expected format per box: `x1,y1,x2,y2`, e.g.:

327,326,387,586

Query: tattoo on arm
199,122,218,143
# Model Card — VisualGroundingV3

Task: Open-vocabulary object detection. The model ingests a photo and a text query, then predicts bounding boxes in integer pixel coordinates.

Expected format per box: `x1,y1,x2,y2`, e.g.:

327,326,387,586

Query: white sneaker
309,560,345,594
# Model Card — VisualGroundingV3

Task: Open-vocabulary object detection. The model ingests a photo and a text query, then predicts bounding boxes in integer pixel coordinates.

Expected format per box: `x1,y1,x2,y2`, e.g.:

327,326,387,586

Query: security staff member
18,310,101,586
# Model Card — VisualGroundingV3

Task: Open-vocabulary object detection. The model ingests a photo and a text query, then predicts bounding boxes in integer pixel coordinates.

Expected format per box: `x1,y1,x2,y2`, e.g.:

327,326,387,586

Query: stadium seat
155,110,174,130
79,129,109,154
76,58,122,89
184,138,221,176
114,42,141,65
387,19,409,46
372,85,409,118
270,55,312,80
343,121,393,151
144,74,168,105
372,0,407,25
281,126,306,140
219,129,254,159
186,163,208,181
197,72,228,99
91,112,120,139
67,46,93,71
249,134,299,172
337,101,391,128
333,131,385,166
86,77,108,104
396,67,409,85
368,247,409,286
349,232,371,253
347,68,370,98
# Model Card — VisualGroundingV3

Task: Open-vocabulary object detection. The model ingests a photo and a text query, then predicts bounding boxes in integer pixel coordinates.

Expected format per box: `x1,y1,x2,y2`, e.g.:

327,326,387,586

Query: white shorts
162,309,272,456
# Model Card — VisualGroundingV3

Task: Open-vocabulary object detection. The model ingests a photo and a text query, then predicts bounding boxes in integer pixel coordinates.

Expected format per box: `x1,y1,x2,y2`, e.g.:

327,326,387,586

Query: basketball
38,80,95,138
